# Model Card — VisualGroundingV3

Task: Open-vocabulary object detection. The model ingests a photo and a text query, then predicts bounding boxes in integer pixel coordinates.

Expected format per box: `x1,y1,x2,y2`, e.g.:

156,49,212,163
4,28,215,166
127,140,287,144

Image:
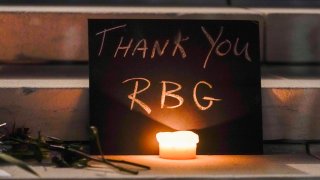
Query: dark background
89,20,262,155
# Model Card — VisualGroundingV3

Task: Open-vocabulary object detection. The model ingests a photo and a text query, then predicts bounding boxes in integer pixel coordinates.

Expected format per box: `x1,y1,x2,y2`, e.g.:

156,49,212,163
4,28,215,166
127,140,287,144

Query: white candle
156,131,199,160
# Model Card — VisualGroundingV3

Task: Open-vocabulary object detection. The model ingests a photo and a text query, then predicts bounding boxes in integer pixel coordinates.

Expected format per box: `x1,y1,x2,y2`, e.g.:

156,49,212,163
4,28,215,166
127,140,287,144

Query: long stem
9,132,151,174
89,126,150,170
108,159,150,170
50,145,139,175
89,126,105,162
9,138,145,175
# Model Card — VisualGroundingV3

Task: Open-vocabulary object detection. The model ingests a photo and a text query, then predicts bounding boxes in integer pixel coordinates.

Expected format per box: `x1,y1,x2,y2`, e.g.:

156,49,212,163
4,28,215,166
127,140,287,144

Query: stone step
252,8,320,63
0,0,319,7
0,6,262,64
233,0,320,7
0,6,319,64
0,0,228,6
0,65,319,141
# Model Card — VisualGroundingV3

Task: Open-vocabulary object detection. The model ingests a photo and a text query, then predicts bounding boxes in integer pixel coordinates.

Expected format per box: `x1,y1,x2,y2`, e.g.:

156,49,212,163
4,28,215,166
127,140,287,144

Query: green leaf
46,136,63,144
72,158,88,169
31,145,43,163
52,156,70,168
0,153,39,177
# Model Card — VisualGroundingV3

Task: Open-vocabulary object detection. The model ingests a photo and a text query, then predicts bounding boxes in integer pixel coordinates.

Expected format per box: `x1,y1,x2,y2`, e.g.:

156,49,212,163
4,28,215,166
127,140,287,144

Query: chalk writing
122,78,222,114
96,25,251,68
96,24,126,56
151,40,169,59
97,27,189,60
201,26,252,69
122,78,152,114
172,31,189,59
161,81,184,109
132,39,148,58
234,38,251,61
114,37,133,58
201,26,223,69
193,81,222,110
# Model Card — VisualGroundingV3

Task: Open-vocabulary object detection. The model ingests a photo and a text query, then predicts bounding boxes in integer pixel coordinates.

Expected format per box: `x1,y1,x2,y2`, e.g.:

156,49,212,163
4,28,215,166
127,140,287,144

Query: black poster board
89,19,262,155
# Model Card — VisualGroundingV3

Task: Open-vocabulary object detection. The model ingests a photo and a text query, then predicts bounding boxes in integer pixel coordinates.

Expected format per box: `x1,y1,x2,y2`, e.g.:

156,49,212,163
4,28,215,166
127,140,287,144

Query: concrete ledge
1,155,320,179
0,88,89,140
1,7,320,63
2,65,320,88
263,89,320,140
2,78,320,88
0,65,319,141
233,0,320,7
0,6,263,63
252,8,320,63
1,88,320,141
0,6,255,13
0,1,227,6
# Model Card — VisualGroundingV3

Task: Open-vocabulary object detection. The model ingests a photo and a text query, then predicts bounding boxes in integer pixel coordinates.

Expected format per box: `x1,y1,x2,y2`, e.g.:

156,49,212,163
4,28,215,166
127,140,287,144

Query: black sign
89,19,262,155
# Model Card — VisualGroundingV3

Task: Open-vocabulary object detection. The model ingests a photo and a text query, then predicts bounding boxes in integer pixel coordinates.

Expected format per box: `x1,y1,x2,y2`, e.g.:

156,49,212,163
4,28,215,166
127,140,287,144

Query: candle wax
156,131,199,160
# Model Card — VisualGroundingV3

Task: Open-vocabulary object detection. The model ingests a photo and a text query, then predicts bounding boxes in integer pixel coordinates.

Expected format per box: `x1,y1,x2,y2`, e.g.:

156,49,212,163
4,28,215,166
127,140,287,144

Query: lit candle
156,131,199,160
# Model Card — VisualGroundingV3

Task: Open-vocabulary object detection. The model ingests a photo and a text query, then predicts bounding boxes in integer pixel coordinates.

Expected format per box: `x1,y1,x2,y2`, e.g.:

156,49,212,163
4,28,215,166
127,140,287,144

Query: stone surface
263,144,306,154
310,144,320,155
0,6,262,63
1,155,320,179
253,8,320,63
0,65,320,141
232,0,320,7
262,89,320,140
2,87,320,141
1,7,320,63
0,0,227,6
0,88,89,140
